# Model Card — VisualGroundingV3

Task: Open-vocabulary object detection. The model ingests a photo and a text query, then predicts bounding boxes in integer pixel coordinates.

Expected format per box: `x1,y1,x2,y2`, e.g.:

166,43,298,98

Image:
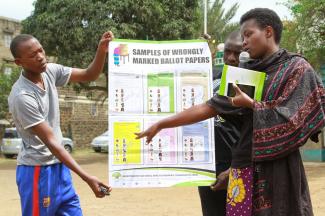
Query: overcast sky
0,0,292,22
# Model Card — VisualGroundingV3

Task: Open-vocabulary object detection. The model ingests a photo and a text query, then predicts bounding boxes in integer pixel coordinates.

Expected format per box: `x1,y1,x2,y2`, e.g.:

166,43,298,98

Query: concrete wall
0,16,21,63
59,88,108,148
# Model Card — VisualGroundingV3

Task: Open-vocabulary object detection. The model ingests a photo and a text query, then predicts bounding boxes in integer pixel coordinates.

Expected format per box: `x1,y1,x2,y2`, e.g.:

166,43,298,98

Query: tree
22,0,202,98
206,0,239,43
284,0,325,70
280,20,299,53
197,0,239,57
0,67,20,125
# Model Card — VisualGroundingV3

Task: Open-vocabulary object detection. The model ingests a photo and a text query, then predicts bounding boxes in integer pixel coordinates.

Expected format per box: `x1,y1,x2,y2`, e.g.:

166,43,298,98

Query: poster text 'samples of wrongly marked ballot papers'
108,39,215,188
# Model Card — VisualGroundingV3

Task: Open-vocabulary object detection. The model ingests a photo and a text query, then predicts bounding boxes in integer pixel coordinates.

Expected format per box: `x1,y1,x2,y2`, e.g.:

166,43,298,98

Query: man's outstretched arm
30,122,111,198
69,31,114,83
135,103,218,143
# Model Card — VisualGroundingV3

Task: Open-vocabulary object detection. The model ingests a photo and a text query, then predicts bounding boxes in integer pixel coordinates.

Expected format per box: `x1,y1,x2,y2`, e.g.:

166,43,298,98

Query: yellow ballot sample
113,122,141,164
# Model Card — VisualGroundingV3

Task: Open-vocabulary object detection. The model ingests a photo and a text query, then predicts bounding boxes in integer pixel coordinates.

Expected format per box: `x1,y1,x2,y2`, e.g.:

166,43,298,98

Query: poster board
108,39,215,187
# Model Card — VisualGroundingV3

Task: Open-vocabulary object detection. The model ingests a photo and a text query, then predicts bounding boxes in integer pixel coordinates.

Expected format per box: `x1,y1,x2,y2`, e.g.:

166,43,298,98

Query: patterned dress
227,167,253,216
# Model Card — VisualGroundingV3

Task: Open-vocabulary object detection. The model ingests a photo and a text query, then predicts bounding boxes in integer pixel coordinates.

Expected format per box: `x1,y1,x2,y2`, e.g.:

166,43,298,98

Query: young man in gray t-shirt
8,32,113,215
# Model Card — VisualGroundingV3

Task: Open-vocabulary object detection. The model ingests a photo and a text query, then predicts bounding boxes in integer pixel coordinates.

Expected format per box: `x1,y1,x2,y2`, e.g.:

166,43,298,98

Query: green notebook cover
219,65,266,102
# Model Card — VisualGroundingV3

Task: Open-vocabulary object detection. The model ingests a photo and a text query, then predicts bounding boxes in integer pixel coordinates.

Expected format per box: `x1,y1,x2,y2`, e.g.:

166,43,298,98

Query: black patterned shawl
248,49,325,161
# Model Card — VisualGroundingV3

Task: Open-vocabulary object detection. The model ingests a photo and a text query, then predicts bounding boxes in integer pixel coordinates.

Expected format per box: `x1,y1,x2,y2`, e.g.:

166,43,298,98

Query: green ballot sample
147,72,175,113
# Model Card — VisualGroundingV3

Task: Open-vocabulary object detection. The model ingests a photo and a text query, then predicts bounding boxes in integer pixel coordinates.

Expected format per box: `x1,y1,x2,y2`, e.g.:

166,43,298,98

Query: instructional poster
108,39,215,188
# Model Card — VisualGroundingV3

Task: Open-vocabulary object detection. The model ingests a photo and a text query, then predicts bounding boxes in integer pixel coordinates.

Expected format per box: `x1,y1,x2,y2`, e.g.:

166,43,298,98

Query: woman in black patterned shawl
225,8,325,215
136,8,325,216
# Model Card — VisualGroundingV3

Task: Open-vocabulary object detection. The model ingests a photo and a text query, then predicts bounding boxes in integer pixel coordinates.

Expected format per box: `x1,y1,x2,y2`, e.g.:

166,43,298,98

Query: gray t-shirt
8,63,72,165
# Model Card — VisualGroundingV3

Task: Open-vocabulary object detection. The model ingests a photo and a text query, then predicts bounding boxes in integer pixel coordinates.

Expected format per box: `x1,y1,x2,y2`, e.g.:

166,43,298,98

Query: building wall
0,16,21,63
0,16,21,75
59,87,108,148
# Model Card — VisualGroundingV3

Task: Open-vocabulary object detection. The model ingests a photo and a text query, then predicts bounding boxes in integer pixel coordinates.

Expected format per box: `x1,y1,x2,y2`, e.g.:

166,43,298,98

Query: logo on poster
113,44,130,66
112,172,122,179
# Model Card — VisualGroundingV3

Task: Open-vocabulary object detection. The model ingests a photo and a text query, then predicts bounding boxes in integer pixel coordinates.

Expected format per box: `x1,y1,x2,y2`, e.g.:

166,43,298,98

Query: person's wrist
247,98,254,109
97,47,107,54
81,173,92,183
97,43,107,53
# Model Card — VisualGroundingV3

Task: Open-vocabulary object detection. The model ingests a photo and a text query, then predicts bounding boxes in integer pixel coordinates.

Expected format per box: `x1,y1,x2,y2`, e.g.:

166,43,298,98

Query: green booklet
219,65,266,101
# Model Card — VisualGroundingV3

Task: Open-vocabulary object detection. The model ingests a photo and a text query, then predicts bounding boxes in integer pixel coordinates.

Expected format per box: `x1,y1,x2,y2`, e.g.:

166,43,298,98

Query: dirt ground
0,149,324,216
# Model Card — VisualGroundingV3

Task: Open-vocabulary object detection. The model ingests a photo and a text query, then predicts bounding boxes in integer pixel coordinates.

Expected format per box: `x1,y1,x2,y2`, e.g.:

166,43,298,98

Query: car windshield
4,129,20,138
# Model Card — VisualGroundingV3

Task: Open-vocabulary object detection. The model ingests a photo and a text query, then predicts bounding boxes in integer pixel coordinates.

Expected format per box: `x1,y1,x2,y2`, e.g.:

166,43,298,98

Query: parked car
1,127,74,158
91,131,109,153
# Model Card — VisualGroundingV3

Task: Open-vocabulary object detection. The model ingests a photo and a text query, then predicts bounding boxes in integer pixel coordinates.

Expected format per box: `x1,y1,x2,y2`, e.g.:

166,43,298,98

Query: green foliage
22,0,116,68
22,0,202,66
22,0,203,96
280,20,299,52
22,0,239,95
206,0,239,44
283,0,325,70
197,0,239,57
0,66,20,123
290,0,324,49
